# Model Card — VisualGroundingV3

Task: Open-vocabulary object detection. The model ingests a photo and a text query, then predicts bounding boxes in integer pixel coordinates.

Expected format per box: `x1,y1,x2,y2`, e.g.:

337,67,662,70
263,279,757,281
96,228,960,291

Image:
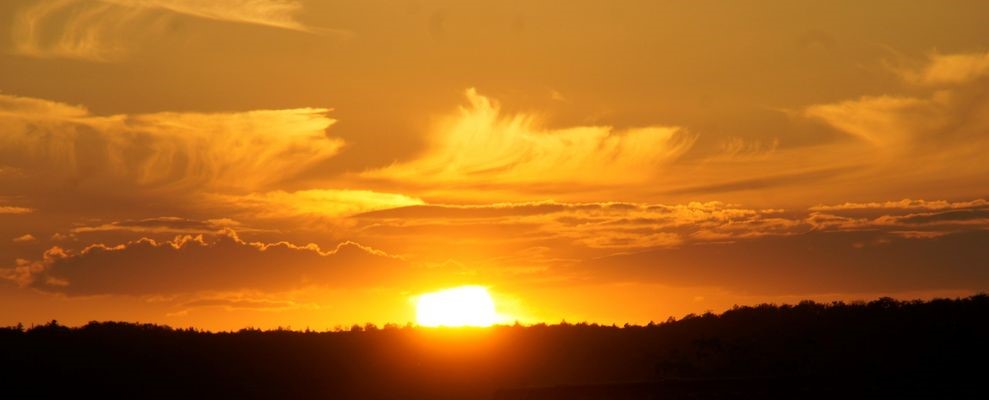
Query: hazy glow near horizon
416,286,499,327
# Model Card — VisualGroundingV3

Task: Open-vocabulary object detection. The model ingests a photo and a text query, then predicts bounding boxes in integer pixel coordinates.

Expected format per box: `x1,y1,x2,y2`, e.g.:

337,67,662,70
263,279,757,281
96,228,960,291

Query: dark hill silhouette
2,295,987,399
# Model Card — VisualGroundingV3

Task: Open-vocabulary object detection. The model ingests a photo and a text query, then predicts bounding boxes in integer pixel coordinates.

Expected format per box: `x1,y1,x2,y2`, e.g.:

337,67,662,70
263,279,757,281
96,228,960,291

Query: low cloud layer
6,230,408,296
12,197,983,298
354,198,989,294
70,217,247,235
357,201,798,250
357,198,989,248
590,230,989,295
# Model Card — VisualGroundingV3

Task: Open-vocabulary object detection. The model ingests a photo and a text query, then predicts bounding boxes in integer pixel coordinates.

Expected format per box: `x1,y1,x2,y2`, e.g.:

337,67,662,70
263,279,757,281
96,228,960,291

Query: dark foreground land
2,296,987,399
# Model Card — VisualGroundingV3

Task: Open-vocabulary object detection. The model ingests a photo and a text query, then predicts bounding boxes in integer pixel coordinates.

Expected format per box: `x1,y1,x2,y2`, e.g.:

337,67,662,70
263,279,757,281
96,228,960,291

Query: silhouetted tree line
1,295,986,399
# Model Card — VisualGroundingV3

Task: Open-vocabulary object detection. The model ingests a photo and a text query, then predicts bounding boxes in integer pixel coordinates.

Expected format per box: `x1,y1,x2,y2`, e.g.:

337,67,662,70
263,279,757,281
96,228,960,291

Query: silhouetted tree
1,295,986,399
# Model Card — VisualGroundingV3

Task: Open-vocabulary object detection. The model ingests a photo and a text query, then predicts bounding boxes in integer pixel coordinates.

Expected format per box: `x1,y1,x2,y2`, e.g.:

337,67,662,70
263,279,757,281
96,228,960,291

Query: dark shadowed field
2,296,986,399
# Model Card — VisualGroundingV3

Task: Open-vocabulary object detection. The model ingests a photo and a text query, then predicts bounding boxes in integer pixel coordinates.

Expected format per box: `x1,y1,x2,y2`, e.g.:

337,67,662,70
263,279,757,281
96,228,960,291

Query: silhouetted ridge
2,295,986,399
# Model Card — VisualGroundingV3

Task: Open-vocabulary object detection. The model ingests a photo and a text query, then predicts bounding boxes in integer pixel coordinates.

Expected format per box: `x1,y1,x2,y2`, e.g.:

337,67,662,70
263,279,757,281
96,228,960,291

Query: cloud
588,230,989,295
0,93,341,200
801,52,989,205
11,0,315,61
176,295,318,312
806,50,989,151
900,51,989,86
357,201,573,220
659,166,856,197
804,95,943,147
806,198,989,236
102,0,309,30
811,199,989,211
349,198,989,293
364,88,695,188
356,201,803,250
12,234,37,244
8,229,410,296
0,92,90,117
717,137,779,160
0,205,33,214
70,217,249,235
211,189,425,219
357,198,989,256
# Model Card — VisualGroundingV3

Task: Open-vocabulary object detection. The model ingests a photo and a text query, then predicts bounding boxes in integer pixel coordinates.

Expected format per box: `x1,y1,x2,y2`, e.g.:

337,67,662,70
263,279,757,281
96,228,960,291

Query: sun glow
415,286,499,327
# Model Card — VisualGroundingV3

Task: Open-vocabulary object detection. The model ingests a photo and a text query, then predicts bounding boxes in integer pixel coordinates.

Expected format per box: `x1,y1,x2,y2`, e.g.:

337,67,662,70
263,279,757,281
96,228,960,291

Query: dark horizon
4,295,986,399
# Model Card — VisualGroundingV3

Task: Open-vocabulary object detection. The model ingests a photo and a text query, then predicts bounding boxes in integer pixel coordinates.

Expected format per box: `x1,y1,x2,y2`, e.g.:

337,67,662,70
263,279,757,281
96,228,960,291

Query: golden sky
1,0,988,330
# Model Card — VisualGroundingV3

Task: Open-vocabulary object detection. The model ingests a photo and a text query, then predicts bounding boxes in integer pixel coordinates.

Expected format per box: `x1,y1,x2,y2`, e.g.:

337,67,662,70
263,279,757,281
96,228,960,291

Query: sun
415,286,499,327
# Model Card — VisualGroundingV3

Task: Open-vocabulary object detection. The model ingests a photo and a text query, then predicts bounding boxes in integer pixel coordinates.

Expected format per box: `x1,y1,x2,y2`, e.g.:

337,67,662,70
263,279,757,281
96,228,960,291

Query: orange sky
1,0,988,330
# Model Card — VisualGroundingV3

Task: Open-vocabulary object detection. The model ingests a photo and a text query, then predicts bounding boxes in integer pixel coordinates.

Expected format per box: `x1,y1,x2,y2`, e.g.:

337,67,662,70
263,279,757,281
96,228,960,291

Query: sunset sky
1,0,988,330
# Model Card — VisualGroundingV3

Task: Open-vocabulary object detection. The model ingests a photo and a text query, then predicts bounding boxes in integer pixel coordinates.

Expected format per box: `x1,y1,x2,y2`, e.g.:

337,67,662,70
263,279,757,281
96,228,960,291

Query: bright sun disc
416,286,498,327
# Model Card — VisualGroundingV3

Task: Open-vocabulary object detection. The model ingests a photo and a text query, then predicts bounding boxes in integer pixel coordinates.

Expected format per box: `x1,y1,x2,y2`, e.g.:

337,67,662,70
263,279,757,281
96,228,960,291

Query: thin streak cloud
10,0,324,61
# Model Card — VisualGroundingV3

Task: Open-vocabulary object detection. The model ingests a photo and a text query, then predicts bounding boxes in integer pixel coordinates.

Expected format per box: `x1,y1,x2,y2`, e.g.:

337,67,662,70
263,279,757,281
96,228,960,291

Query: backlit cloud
351,198,989,293
8,229,409,296
901,51,989,86
365,88,695,188
0,93,341,199
212,189,425,219
0,205,33,214
811,199,989,211
12,234,37,244
804,95,939,147
70,217,248,235
806,198,989,237
11,0,314,61
799,51,989,206
102,0,309,30
355,201,800,258
806,51,989,152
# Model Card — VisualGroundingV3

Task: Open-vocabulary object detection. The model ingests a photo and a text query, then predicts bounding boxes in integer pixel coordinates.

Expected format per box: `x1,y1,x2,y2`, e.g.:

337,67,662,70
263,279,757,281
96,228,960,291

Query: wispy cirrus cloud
0,93,341,200
11,0,322,61
364,88,696,190
799,51,989,206
806,51,989,152
102,0,310,31
804,95,941,147
899,51,989,86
